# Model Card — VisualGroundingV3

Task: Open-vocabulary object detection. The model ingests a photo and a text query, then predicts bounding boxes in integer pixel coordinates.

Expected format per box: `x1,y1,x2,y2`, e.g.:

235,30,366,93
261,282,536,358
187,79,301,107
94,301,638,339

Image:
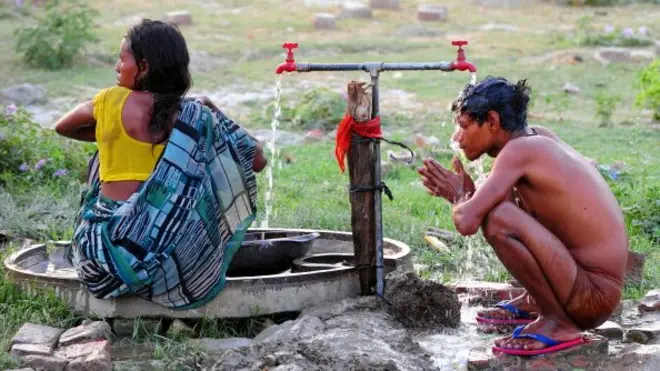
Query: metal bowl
226,230,320,277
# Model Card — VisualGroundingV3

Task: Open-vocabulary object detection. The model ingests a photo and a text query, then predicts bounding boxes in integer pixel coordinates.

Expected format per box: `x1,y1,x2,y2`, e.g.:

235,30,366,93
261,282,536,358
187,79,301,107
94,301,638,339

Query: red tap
451,41,477,73
276,42,298,74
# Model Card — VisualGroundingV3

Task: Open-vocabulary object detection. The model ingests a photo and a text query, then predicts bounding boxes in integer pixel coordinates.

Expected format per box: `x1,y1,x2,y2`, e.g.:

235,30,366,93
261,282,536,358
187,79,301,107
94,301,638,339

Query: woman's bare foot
478,291,538,320
494,316,582,351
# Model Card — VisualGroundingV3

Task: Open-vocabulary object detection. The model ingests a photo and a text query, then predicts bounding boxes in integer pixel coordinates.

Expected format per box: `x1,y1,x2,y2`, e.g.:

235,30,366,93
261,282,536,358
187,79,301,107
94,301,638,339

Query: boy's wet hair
451,76,531,132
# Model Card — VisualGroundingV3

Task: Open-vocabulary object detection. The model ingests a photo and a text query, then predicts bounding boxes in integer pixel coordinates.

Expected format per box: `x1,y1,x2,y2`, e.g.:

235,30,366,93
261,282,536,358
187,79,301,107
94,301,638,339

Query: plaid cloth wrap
71,101,258,309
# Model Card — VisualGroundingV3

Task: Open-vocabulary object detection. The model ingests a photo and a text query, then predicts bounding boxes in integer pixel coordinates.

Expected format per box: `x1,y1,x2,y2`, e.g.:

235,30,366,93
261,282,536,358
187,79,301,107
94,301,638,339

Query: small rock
304,0,342,7
597,48,632,64
112,360,168,371
562,82,580,94
340,1,372,19
568,354,590,369
417,4,448,22
59,321,111,347
304,128,325,142
594,321,623,339
369,0,400,9
167,319,195,337
54,340,112,371
625,322,660,344
22,355,68,371
313,13,336,30
112,318,166,337
654,40,660,56
480,23,519,32
392,25,445,38
189,338,252,352
11,323,64,349
10,343,53,357
0,83,47,106
639,289,660,314
164,10,192,26
631,50,656,63
253,320,294,343
626,251,646,284
467,350,490,370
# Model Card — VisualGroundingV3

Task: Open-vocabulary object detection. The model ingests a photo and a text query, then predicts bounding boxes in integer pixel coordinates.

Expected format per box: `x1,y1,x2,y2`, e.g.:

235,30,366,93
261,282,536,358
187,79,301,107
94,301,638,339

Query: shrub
14,0,99,70
635,60,660,121
0,105,95,185
594,91,620,126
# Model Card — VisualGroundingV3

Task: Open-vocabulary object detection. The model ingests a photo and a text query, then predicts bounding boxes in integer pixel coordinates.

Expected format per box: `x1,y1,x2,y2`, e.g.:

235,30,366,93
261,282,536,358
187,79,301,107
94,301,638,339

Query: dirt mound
383,270,461,330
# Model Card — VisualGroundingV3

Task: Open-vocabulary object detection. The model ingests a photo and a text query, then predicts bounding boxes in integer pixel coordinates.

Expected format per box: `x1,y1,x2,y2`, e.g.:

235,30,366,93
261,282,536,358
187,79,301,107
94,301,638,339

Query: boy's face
451,112,495,161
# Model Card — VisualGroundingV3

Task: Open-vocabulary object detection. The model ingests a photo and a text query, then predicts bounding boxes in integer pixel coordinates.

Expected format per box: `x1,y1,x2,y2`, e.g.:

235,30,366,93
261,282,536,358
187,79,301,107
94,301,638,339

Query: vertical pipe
370,71,384,297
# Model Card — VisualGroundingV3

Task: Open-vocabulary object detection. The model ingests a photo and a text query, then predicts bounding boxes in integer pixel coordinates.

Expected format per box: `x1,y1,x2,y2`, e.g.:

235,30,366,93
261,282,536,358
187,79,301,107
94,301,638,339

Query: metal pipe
296,61,455,73
369,69,384,298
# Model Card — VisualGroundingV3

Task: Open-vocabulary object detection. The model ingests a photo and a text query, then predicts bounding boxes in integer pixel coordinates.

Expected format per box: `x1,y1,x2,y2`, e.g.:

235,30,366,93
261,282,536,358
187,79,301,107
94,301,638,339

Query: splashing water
470,72,477,86
260,76,282,228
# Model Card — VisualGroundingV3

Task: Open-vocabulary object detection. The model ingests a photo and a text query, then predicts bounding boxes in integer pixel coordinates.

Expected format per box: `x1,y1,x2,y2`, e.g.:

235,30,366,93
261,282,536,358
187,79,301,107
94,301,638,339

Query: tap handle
282,42,298,62
451,40,468,62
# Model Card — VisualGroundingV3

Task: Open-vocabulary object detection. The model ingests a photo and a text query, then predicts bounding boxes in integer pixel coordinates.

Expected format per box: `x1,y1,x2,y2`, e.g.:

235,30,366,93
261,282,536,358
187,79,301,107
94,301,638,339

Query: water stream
260,76,282,228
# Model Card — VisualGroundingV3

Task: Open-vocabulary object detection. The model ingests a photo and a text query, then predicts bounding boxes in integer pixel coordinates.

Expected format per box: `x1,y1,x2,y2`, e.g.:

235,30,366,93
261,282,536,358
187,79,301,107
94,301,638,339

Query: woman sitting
54,19,267,309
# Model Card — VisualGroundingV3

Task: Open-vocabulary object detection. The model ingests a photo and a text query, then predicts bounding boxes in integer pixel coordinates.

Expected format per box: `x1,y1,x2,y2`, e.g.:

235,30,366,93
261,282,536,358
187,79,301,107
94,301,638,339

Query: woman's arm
54,101,96,142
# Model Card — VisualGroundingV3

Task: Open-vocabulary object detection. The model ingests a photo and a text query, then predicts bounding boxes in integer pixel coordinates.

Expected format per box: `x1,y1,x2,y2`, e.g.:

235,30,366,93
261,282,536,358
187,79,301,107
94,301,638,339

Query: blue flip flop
492,325,587,356
476,301,537,325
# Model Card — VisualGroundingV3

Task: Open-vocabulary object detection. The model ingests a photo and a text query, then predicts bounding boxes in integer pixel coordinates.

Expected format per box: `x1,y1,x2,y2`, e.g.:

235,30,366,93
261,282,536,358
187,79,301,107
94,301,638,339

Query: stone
467,350,490,370
11,323,65,349
630,50,655,63
339,1,372,19
58,321,111,347
189,338,252,352
22,355,68,371
0,83,47,106
568,354,590,368
164,10,192,26
562,82,581,94
369,0,400,9
392,25,445,38
451,281,525,305
593,320,623,339
10,343,53,357
313,13,336,30
480,23,519,32
655,40,660,56
304,0,342,7
417,5,448,22
625,321,660,344
54,340,112,371
626,251,646,284
112,318,166,337
167,319,195,337
304,128,325,142
639,289,660,314
596,48,632,64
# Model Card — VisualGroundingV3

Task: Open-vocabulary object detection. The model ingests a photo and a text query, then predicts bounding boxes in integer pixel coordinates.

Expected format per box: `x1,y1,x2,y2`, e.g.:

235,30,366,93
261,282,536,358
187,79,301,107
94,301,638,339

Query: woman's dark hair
451,76,531,132
125,19,192,143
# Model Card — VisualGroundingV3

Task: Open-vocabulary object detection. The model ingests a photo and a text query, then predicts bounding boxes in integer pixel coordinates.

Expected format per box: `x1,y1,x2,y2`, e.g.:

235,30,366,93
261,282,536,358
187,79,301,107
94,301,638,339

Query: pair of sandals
477,301,588,356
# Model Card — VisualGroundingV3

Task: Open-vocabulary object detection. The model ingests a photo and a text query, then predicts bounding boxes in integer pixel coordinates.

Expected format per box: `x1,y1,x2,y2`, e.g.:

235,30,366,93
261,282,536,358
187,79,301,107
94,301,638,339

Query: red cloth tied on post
334,114,382,173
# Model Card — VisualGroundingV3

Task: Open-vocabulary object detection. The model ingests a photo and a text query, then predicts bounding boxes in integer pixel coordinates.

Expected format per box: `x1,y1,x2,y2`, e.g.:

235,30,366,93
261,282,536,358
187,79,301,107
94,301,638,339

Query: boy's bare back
502,126,628,282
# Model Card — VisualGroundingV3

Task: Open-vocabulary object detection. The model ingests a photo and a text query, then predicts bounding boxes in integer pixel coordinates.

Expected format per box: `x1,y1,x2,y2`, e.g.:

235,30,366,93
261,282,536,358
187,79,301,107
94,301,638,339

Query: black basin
226,230,320,277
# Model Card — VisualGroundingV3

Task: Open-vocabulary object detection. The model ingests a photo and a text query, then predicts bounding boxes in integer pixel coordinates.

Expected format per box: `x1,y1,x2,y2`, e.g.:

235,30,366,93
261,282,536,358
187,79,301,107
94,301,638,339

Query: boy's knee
483,201,518,241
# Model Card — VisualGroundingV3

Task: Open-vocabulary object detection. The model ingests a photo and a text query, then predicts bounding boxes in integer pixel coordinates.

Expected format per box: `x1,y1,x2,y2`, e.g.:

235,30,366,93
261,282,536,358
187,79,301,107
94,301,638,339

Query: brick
417,5,448,22
59,321,111,347
11,323,65,349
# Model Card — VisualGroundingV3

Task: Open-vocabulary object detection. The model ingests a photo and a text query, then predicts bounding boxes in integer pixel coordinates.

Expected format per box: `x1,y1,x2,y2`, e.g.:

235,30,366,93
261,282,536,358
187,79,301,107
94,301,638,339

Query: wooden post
345,81,377,295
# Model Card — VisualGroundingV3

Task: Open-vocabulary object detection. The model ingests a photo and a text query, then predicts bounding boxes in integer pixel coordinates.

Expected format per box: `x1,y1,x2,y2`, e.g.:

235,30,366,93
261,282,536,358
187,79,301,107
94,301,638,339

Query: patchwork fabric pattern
71,102,257,309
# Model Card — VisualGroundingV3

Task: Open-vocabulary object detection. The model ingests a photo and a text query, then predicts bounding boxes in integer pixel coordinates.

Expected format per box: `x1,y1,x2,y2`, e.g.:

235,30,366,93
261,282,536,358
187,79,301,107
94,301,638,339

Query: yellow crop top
93,86,165,182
